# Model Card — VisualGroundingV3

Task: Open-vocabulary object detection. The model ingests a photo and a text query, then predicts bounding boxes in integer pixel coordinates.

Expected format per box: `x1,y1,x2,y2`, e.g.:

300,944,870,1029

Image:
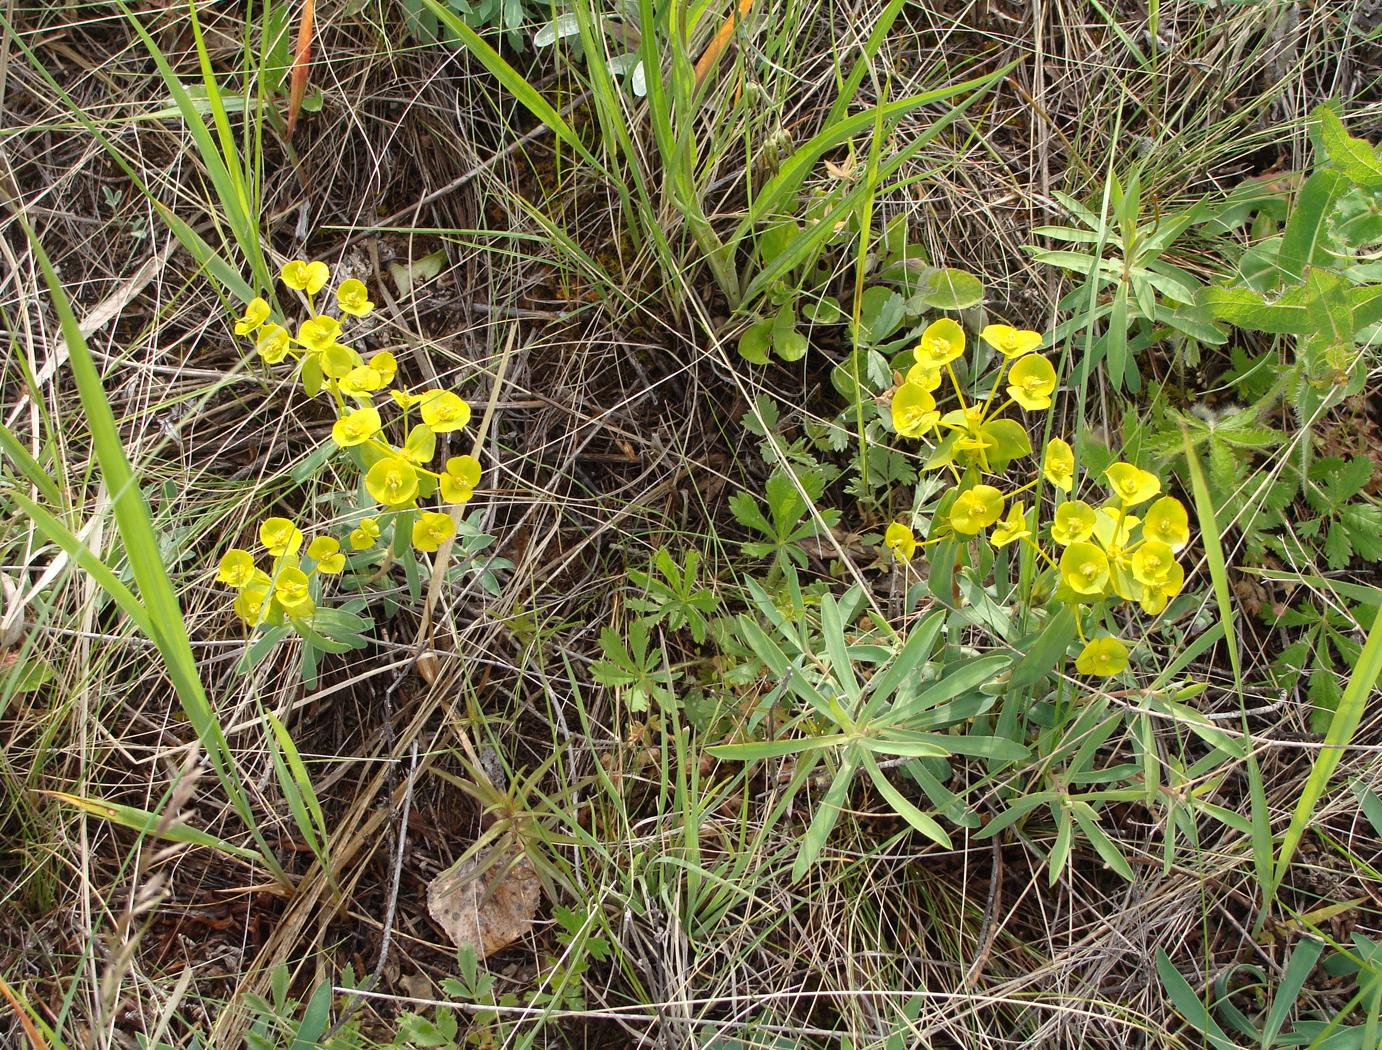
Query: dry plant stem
321,735,419,1042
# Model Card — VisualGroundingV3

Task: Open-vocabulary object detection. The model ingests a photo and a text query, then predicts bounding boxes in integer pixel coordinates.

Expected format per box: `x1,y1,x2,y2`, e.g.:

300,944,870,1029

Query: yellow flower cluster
221,260,488,632
881,321,1192,677
215,517,346,625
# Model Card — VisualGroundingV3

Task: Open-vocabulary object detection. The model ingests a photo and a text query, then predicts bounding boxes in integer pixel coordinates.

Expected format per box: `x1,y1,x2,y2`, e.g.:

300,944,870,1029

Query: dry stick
964,837,1004,987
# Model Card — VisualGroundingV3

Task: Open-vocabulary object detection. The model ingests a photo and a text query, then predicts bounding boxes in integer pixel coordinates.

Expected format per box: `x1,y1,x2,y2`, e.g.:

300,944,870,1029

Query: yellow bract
1092,506,1139,551
319,343,361,380
1131,540,1176,587
331,405,381,448
399,424,436,465
884,522,917,563
369,352,399,385
281,259,330,295
257,324,291,364
950,485,1004,535
297,316,342,352
365,457,419,508
234,297,270,335
1138,560,1185,615
1075,636,1128,676
1043,438,1074,493
273,567,315,618
339,365,386,399
349,517,381,550
419,390,471,432
1105,462,1160,507
411,511,456,553
441,455,482,504
1051,500,1096,545
337,278,374,317
259,517,303,557
912,319,966,369
891,383,939,438
216,548,257,587
233,572,276,626
307,536,345,575
1143,496,1190,551
980,324,1042,359
904,363,943,391
1060,542,1109,595
990,502,1030,548
1006,354,1057,411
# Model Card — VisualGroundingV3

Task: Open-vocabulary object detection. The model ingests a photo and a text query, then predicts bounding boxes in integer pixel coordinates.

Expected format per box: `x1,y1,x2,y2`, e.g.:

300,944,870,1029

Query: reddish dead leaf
286,0,314,139
427,846,539,959
694,0,755,90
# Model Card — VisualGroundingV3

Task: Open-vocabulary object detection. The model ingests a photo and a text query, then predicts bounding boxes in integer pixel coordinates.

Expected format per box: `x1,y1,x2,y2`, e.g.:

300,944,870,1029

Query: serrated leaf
1324,521,1353,569
1316,104,1382,190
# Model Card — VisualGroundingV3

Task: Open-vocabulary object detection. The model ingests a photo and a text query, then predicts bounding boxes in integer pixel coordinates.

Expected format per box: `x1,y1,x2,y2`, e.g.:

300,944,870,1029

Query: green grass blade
1273,601,1382,900
45,792,264,863
1182,430,1273,915
23,222,285,882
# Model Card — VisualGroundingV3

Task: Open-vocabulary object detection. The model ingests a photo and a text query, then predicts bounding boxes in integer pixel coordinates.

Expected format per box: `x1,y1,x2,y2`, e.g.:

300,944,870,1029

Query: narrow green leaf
46,791,262,863
1274,602,1382,898
1155,950,1238,1050
861,750,951,847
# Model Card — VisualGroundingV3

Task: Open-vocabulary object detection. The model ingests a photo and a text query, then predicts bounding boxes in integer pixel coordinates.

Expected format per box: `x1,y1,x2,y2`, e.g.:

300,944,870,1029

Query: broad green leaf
1202,287,1313,334
1316,105,1382,190
918,267,983,310
1279,168,1348,281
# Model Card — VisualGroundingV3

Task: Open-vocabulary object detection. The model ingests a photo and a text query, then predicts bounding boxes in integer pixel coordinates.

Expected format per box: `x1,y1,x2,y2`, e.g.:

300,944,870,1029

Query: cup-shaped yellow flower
1131,540,1177,587
883,522,917,563
216,548,257,587
259,517,303,557
234,297,271,335
990,502,1031,548
339,365,386,399
913,319,966,369
257,324,291,364
273,566,315,618
389,388,423,410
892,383,939,438
1051,500,1096,545
331,405,381,448
419,390,472,433
904,363,943,391
307,536,345,574
1006,354,1057,410
441,455,482,504
950,485,1004,535
369,352,399,385
1105,462,1160,507
297,316,343,352
1075,636,1129,676
1043,438,1075,493
365,457,419,508
1142,496,1190,551
980,324,1042,359
337,277,374,317
281,259,330,296
348,516,381,550
233,572,276,626
1138,560,1185,615
411,511,456,553
1060,541,1110,595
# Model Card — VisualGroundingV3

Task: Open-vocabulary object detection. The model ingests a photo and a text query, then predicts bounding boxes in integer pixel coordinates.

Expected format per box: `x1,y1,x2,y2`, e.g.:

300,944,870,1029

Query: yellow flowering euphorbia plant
882,320,1192,677
218,260,482,631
